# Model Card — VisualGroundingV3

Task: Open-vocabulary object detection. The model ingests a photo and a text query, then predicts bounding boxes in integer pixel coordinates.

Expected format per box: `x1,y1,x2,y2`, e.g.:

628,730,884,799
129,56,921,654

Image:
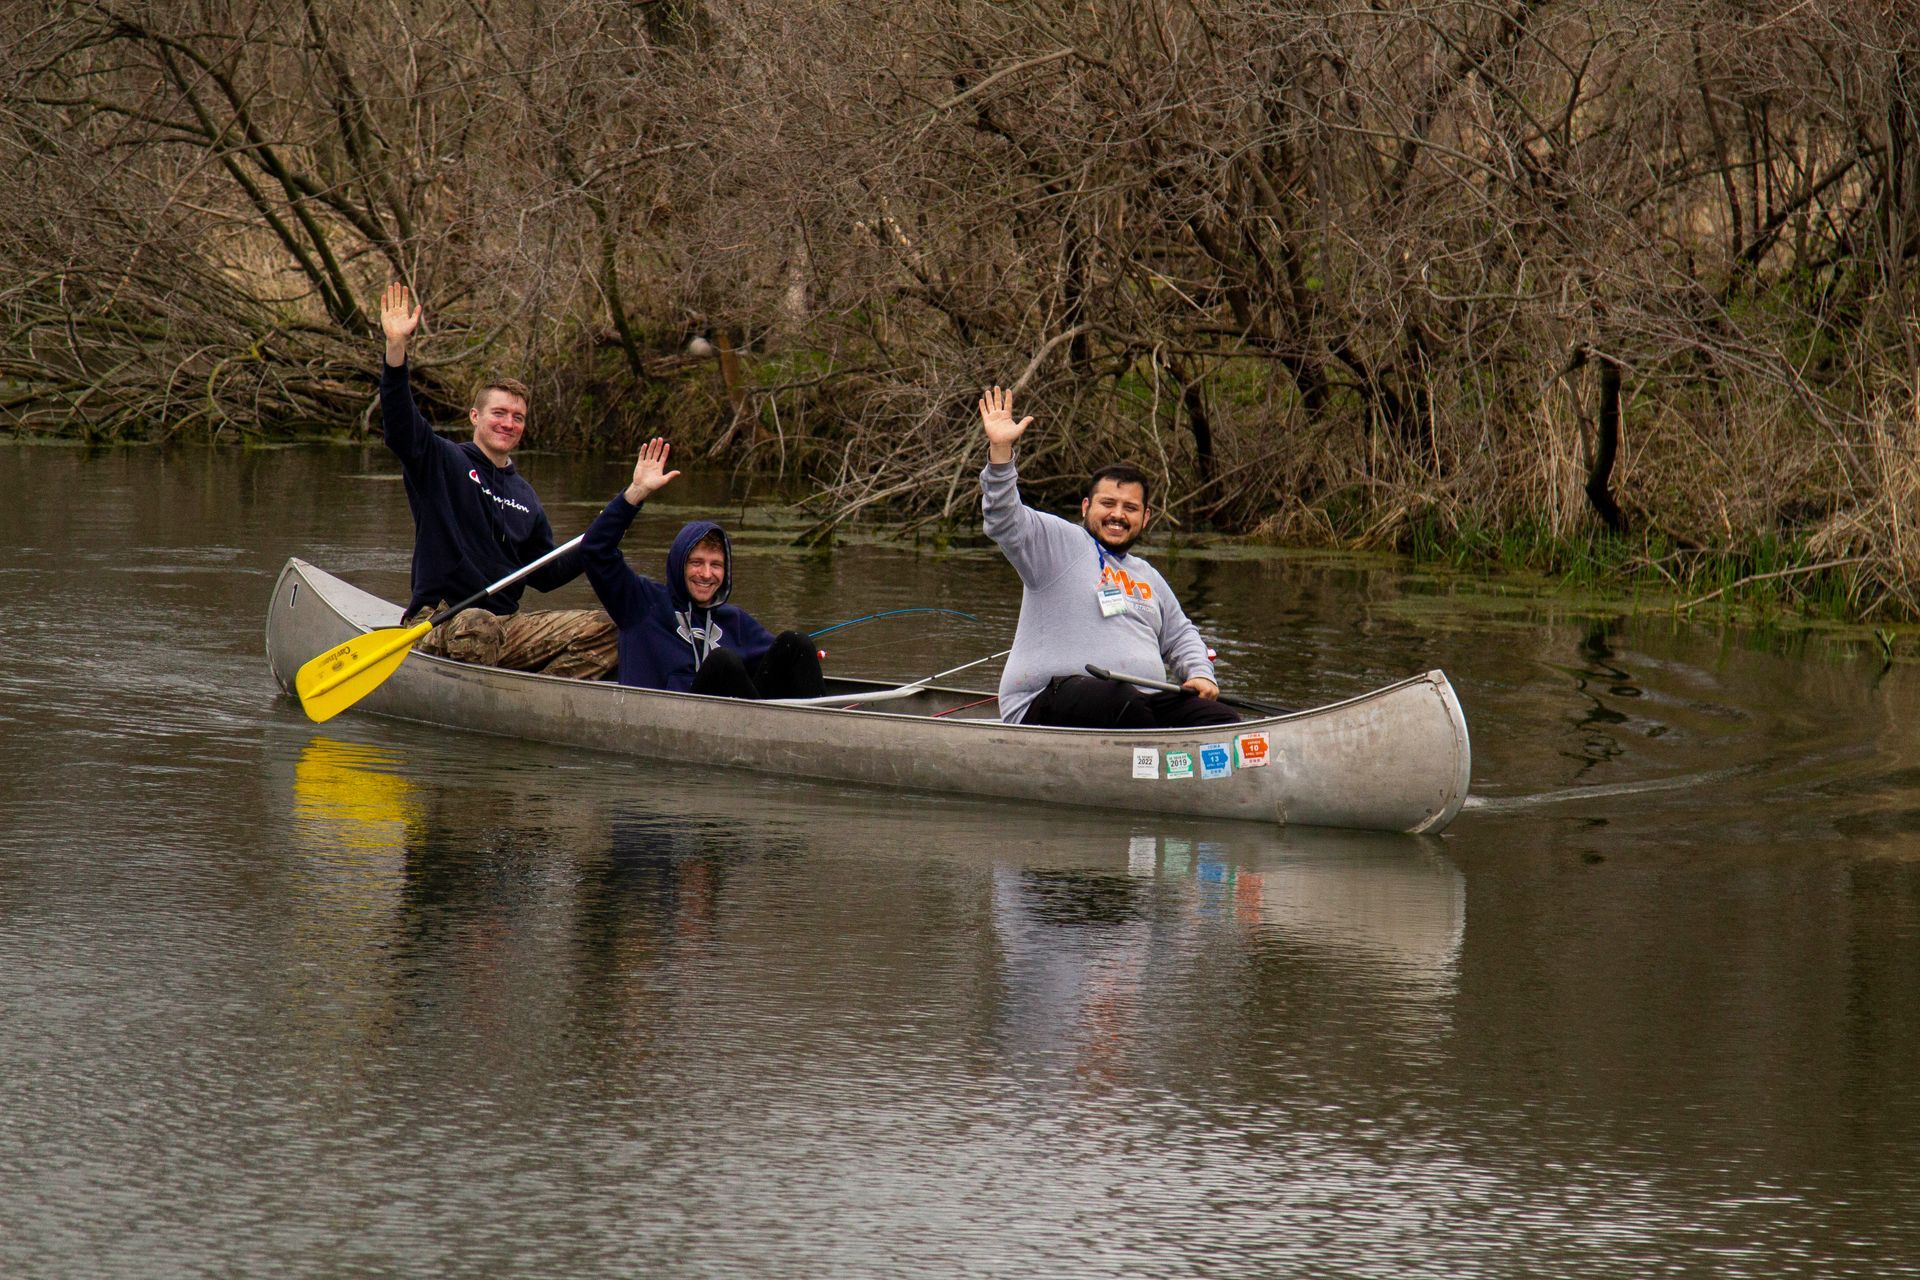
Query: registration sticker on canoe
1234,732,1271,769
1165,750,1195,780
1131,747,1159,779
1199,743,1232,779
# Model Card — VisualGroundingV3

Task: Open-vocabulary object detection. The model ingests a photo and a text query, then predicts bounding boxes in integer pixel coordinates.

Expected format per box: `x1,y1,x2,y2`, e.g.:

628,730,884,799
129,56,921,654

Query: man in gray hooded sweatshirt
978,386,1240,730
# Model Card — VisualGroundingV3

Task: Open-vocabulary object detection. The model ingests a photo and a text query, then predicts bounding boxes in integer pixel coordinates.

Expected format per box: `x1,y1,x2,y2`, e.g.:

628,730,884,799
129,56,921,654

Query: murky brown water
4,442,1919,1276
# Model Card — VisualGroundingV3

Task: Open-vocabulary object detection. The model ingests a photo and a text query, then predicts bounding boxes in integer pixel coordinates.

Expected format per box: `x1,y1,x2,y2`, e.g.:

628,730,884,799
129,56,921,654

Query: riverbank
1394,519,1920,648
13,425,1916,641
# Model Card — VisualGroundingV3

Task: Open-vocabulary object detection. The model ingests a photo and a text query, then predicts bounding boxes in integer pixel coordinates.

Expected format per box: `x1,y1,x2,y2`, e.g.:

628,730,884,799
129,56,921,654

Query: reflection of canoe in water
265,559,1472,833
1246,847,1465,979
1132,828,1464,981
1000,831,1466,1037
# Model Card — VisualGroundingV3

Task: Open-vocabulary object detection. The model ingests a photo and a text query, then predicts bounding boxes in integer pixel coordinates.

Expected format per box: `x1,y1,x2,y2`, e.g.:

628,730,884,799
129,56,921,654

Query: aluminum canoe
265,558,1471,833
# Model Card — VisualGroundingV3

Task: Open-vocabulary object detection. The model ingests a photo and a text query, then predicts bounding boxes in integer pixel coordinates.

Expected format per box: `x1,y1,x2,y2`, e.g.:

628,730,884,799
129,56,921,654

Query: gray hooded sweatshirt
982,458,1215,724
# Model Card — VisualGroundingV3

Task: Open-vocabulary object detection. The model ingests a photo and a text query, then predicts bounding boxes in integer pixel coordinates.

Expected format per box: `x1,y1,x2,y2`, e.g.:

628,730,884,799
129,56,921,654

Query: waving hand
624,437,682,504
381,282,422,366
978,385,1033,464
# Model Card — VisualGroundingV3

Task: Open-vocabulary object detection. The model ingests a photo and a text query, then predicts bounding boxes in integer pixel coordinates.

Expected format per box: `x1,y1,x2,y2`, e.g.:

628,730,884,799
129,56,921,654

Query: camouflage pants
406,604,618,680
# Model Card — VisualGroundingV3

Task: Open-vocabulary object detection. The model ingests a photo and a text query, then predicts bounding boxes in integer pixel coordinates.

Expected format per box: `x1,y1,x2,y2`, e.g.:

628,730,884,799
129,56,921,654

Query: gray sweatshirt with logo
982,458,1216,724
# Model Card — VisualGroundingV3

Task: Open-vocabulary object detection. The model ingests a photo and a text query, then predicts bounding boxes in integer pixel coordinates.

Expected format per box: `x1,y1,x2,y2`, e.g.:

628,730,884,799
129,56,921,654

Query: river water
3,442,1918,1277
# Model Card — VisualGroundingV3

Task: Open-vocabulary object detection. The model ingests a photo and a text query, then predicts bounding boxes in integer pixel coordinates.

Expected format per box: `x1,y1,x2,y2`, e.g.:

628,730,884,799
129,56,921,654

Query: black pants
1021,675,1241,730
690,631,826,700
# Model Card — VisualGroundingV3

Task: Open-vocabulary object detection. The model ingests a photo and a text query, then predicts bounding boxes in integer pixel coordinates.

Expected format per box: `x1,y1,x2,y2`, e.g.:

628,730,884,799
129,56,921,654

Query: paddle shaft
1084,664,1290,717
427,533,585,627
295,533,586,716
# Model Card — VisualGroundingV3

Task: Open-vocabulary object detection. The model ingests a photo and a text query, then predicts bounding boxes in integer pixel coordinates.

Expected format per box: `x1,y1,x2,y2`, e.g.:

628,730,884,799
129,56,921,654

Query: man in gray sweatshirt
978,386,1241,730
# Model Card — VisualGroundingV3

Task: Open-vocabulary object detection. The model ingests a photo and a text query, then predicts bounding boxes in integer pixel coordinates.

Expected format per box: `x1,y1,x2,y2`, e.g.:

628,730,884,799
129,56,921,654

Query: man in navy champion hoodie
581,438,824,699
380,282,615,678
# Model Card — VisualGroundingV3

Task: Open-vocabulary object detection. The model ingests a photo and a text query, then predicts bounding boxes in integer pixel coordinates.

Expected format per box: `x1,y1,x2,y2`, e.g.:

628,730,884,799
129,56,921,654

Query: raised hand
624,436,681,504
978,385,1033,464
381,282,422,363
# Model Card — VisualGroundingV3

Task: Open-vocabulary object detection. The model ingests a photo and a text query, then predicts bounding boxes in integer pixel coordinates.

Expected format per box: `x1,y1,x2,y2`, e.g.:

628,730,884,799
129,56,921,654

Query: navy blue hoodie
581,496,776,691
381,360,582,620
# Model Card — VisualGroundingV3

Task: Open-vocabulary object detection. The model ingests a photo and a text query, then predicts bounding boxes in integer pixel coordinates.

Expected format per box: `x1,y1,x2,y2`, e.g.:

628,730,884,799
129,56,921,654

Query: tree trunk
1586,355,1627,533
714,329,758,443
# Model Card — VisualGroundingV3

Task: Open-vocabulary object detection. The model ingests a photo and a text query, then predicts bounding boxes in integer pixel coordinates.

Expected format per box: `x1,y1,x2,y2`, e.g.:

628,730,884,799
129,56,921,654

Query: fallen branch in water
1675,556,1873,611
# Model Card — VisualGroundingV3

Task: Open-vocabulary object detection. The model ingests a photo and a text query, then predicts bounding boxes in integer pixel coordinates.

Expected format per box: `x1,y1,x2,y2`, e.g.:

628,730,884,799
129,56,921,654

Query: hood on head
666,519,732,610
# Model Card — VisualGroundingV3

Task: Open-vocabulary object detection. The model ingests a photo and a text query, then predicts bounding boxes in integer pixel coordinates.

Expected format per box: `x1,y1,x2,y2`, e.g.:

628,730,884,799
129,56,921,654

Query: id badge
1097,583,1128,617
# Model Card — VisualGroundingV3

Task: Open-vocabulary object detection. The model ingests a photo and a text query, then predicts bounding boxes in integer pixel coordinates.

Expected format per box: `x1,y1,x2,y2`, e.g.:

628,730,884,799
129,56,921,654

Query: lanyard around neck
1089,529,1118,578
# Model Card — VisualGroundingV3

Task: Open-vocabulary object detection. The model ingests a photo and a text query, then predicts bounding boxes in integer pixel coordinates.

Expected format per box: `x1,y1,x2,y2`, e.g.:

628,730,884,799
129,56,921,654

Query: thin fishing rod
918,648,1012,685
809,607,979,638
770,649,1011,708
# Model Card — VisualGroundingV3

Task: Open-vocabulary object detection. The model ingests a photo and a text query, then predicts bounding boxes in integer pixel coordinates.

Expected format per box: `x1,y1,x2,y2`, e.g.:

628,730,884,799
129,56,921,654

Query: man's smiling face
469,389,527,464
1082,478,1149,554
683,539,727,607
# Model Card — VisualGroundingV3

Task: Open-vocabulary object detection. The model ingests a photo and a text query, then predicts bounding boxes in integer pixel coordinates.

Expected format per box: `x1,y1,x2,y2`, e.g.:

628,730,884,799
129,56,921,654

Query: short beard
1088,522,1139,557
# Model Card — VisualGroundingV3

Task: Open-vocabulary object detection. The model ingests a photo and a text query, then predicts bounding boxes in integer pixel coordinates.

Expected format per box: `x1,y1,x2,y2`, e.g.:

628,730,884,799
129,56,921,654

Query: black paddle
1084,664,1292,717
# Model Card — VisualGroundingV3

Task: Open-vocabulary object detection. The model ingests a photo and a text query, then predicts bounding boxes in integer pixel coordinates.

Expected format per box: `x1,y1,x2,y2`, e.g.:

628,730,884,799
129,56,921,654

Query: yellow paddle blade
294,621,433,723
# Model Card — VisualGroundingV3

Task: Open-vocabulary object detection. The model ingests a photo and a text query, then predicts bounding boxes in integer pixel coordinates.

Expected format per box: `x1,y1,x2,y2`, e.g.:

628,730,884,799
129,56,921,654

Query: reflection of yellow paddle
293,737,419,848
295,534,582,722
289,738,415,1037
